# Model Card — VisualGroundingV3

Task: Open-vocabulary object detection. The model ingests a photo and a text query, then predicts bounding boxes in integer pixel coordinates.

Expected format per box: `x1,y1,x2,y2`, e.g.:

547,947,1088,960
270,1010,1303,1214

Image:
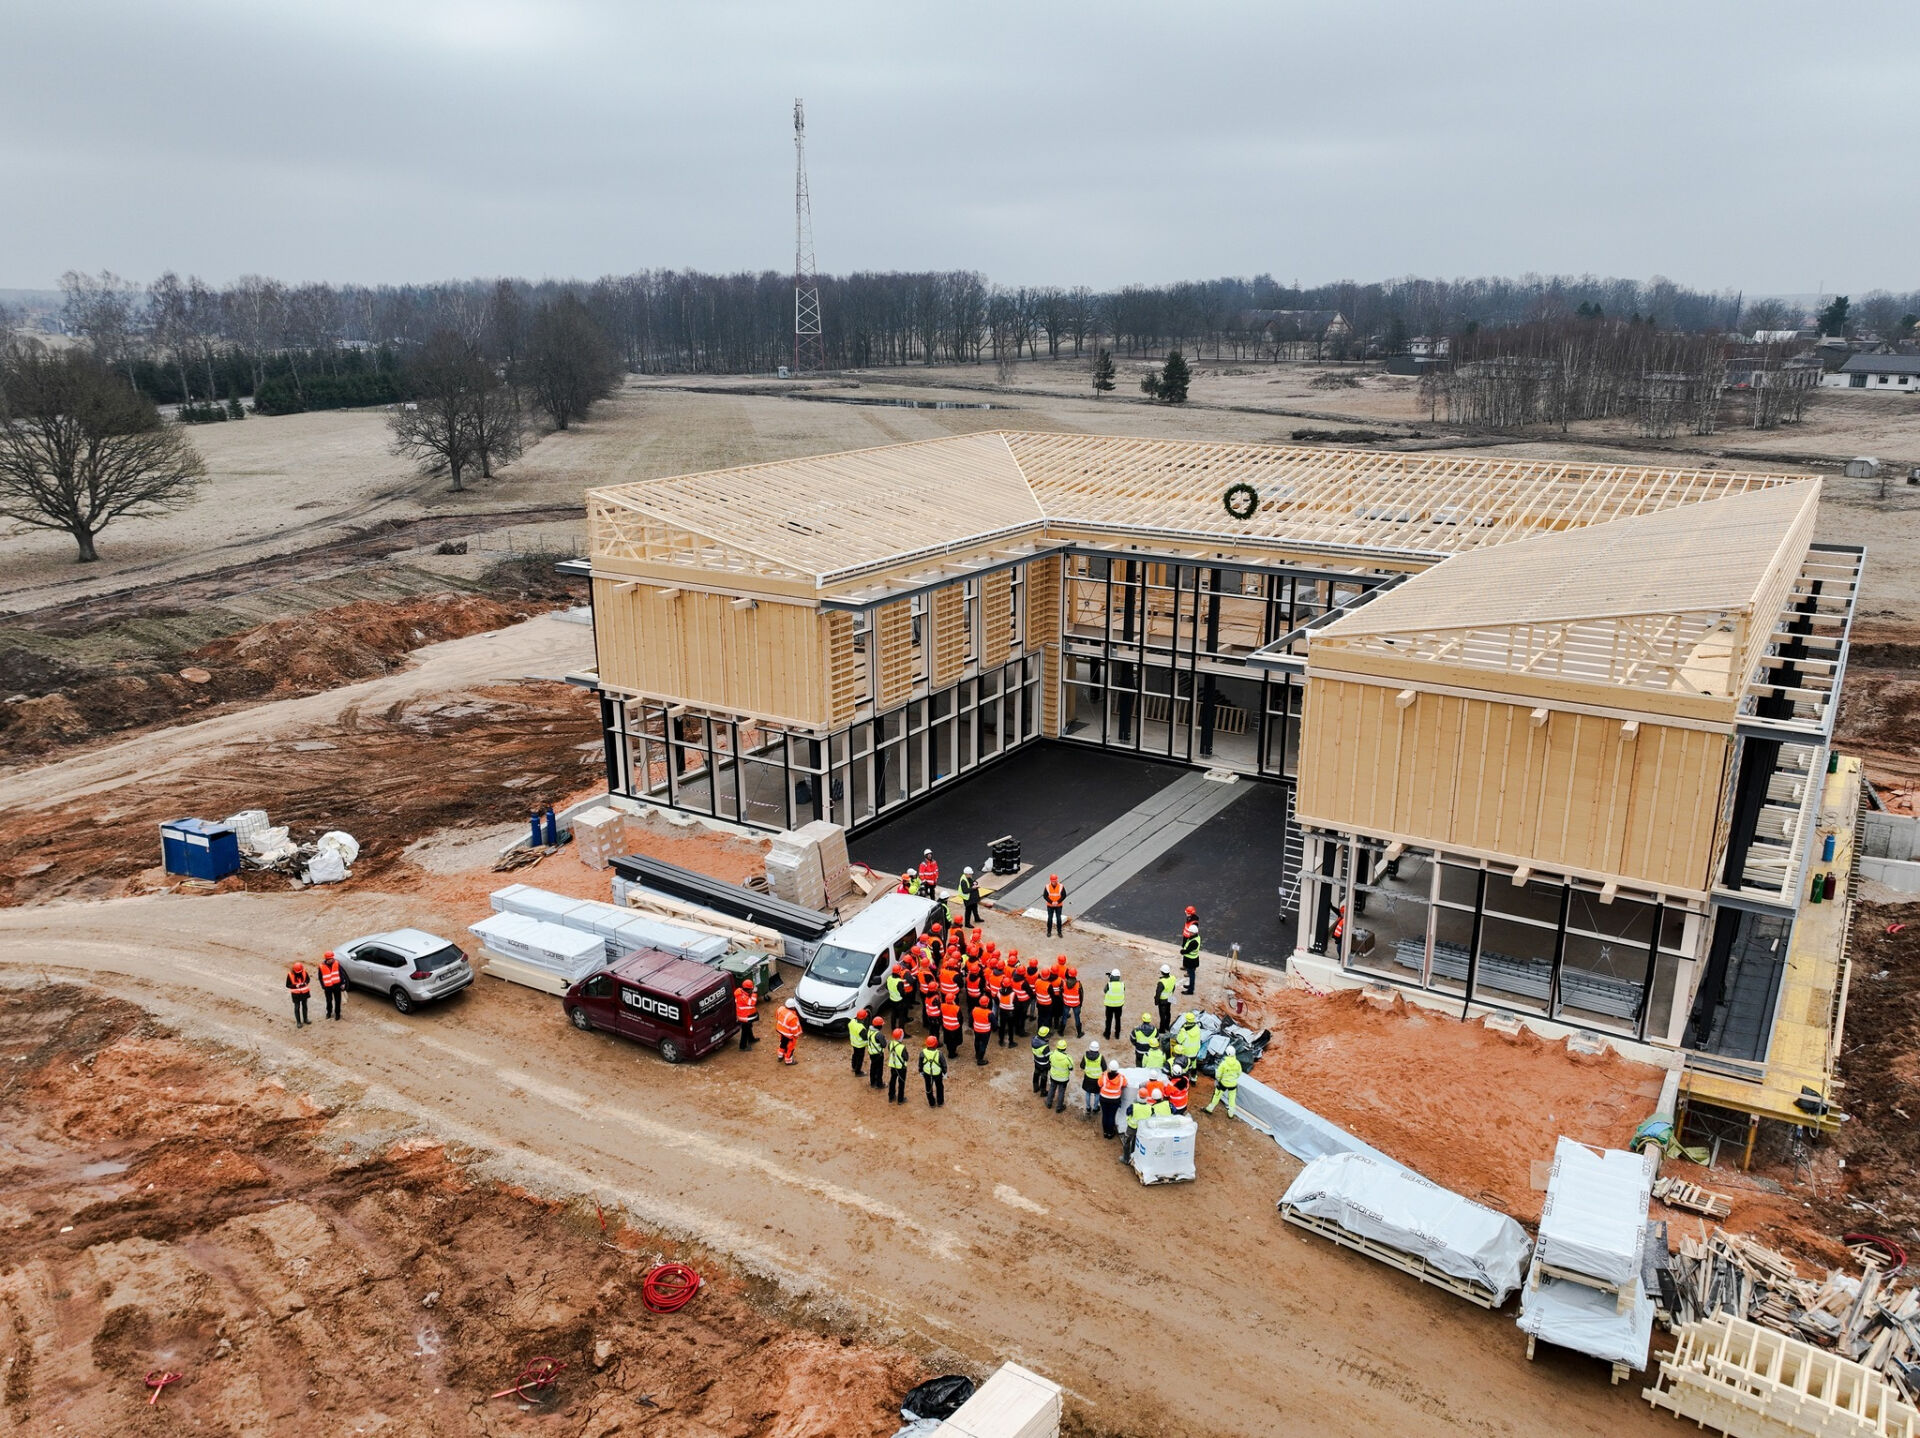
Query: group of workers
283,955,346,1026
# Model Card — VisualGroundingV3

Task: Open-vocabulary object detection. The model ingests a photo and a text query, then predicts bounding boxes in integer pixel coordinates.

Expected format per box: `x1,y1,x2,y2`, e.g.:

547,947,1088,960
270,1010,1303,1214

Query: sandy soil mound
0,985,930,1436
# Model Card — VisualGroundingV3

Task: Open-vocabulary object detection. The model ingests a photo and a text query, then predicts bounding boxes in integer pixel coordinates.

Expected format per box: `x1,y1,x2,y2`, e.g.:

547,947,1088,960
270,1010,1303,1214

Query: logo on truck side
696,987,729,1017
620,988,682,1025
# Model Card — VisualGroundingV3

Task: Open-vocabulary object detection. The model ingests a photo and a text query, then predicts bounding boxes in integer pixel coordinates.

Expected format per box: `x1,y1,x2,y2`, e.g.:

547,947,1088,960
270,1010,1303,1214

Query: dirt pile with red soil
0,592,544,762
0,681,599,907
1236,981,1661,1224
1837,618,1920,800
0,985,928,1437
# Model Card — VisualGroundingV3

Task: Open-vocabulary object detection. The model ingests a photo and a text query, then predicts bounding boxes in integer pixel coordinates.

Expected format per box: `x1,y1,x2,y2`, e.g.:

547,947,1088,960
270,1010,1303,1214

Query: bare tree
525,294,618,430
468,371,523,479
147,272,193,400
59,270,142,383
389,331,487,492
220,275,285,392
0,340,206,562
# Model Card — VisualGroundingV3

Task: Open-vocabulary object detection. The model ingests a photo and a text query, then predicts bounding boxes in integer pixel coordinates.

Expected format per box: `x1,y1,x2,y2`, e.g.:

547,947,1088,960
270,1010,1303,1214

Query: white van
792,892,937,1030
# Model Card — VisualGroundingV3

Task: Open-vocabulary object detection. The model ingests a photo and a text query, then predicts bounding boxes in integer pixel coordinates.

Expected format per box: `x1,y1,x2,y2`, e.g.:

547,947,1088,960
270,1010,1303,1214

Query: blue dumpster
159,818,242,881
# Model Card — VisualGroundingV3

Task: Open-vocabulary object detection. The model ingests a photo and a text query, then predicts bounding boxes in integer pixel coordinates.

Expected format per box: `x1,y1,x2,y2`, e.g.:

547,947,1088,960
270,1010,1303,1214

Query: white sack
304,849,348,884
1282,1152,1533,1304
316,830,360,866
1132,1115,1196,1183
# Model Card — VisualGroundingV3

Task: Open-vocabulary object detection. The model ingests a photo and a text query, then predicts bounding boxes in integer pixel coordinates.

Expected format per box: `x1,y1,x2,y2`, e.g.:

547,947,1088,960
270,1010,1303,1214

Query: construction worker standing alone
1043,873,1067,938
1180,907,1202,995
847,1009,870,1075
775,999,802,1065
734,978,759,1049
1154,964,1177,1032
285,962,312,1027
1206,1048,1242,1116
318,951,344,1021
921,1036,947,1107
1102,969,1126,1039
886,1029,909,1104
958,866,980,926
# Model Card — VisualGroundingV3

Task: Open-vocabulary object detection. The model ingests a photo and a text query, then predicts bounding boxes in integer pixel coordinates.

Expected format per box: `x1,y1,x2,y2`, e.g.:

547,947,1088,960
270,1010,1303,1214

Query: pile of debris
224,808,357,885
1659,1229,1920,1400
1183,1009,1272,1077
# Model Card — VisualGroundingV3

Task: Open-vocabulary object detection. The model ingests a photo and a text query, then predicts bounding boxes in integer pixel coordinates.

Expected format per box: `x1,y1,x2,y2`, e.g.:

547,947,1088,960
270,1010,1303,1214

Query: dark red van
562,948,736,1063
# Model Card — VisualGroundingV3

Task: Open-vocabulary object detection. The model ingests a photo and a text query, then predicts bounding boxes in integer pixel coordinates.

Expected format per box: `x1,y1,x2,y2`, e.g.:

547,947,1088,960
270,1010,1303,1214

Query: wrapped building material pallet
1132,1115,1197,1185
792,819,852,902
491,885,731,964
765,843,828,912
1519,1259,1656,1380
930,1361,1062,1438
572,805,627,870
1537,1137,1656,1291
1233,1075,1410,1175
1644,1312,1920,1437
469,912,605,992
1281,1152,1532,1308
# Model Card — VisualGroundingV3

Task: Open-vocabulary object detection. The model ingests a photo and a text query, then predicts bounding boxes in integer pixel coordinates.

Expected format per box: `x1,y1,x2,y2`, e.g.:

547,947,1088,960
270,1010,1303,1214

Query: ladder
1276,781,1305,916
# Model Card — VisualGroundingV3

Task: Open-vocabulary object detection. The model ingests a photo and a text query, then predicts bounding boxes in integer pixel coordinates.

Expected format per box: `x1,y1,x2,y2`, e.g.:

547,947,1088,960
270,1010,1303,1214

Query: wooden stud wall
1296,674,1731,894
929,585,967,688
874,599,915,709
592,578,828,728
1025,556,1064,737
981,570,1014,670
825,610,859,725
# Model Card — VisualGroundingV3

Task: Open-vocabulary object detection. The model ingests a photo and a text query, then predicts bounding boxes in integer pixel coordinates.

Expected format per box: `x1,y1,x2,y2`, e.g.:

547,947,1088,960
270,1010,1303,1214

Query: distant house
1230,309,1353,359
1752,330,1800,345
1407,335,1449,359
1821,353,1920,392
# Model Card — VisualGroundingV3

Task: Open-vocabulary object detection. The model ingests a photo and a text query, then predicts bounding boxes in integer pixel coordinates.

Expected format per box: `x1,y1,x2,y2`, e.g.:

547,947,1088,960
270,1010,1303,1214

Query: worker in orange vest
995,982,1019,1048
285,961,312,1027
1165,1061,1191,1115
318,951,345,1021
1032,969,1053,1038
1097,1061,1127,1139
1044,873,1067,937
940,993,962,1058
775,998,802,1065
733,978,759,1049
971,997,993,1065
1009,964,1031,1039
921,974,942,1035
1060,967,1084,1037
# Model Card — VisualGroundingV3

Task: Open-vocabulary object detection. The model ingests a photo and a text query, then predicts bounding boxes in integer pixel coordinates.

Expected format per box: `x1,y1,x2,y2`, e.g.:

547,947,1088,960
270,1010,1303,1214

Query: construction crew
318,951,344,1021
285,961,312,1027
1030,1025,1052,1095
885,1028,910,1103
734,978,759,1048
1172,1013,1203,1072
971,997,993,1065
1060,967,1084,1037
847,1008,870,1075
1130,1012,1158,1065
918,848,940,896
775,998,802,1065
1079,1041,1104,1117
1206,1048,1242,1116
1180,907,1202,995
1098,1061,1127,1139
866,1018,886,1089
1043,872,1067,937
921,1036,947,1107
957,865,980,925
1046,1039,1073,1113
1102,969,1126,1039
1154,964,1177,1032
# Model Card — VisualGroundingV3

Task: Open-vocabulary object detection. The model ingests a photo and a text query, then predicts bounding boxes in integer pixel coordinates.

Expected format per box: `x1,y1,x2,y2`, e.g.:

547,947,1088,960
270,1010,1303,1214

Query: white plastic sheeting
1132,1115,1196,1184
468,912,604,982
490,886,729,964
1233,1075,1410,1175
1536,1137,1655,1287
1517,1267,1656,1369
1281,1152,1533,1304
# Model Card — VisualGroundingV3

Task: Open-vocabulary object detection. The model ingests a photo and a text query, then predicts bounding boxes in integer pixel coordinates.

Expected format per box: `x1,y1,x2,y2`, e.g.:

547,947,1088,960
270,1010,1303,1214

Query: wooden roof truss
1735,544,1865,744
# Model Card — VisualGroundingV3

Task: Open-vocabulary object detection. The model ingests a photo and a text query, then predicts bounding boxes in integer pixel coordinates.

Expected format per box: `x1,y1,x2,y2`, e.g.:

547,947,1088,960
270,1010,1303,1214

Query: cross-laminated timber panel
929,585,967,688
592,578,832,728
874,599,915,709
981,570,1014,669
1296,673,1732,896
1025,556,1064,737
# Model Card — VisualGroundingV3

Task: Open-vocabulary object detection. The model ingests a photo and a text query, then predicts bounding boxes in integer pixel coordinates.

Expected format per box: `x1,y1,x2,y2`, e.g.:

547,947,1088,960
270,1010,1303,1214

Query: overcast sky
3,1,1913,296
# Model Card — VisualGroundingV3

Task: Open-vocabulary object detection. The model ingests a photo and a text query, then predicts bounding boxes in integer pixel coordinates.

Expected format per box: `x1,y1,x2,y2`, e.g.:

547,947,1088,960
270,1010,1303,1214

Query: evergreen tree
1091,348,1116,394
1159,349,1191,404
1817,295,1851,337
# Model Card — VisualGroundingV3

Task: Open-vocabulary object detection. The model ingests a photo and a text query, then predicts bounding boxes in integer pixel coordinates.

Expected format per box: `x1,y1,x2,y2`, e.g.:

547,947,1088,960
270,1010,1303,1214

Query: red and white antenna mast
793,98,824,373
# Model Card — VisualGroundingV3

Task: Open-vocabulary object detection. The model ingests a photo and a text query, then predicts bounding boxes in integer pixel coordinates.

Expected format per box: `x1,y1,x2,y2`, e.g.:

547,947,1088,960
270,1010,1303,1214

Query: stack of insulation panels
490,885,728,964
1518,1138,1658,1375
469,912,604,995
931,1362,1062,1438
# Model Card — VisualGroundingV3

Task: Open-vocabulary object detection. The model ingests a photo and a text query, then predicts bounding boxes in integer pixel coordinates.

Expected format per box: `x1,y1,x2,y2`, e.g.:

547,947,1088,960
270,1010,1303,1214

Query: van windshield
807,944,875,987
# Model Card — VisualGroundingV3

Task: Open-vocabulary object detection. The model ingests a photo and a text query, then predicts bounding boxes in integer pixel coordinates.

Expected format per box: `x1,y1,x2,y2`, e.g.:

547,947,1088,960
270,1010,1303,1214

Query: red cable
642,1262,702,1313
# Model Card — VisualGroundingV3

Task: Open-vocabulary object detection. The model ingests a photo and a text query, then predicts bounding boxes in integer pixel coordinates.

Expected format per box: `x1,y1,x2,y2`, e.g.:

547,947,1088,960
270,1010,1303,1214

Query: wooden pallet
1533,1258,1638,1315
1280,1205,1505,1310
1653,1175,1733,1219
1525,1333,1632,1386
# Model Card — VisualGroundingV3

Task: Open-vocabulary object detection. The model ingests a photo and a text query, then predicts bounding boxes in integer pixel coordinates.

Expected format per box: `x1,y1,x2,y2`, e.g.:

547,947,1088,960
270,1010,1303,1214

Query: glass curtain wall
605,654,1043,837
1318,835,1700,1042
1059,553,1364,780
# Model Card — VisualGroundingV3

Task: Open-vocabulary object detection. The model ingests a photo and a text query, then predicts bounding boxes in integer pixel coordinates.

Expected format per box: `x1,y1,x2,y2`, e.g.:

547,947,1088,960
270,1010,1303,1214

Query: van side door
574,973,618,1032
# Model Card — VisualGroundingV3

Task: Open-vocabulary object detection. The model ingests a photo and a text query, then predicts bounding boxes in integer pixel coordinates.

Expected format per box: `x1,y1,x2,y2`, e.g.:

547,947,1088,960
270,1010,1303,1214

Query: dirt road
0,892,1671,1437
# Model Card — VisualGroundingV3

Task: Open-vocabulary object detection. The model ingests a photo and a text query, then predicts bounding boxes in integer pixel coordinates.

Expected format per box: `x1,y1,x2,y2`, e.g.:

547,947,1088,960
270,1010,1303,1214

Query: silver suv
335,928,474,1013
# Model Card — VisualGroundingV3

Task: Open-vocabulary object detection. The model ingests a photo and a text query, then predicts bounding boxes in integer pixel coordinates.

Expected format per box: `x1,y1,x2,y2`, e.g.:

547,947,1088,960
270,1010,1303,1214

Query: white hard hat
963,865,974,874
784,998,798,1009
1088,1040,1100,1051
1109,968,1121,978
1160,963,1171,974
924,848,933,856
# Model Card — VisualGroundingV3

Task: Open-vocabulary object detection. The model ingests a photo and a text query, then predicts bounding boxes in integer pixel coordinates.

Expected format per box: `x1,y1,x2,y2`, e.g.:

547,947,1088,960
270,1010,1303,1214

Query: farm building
573,431,1864,1134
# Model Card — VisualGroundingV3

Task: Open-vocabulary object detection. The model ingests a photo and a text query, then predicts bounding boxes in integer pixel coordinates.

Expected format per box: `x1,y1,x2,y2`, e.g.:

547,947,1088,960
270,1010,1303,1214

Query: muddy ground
0,984,928,1437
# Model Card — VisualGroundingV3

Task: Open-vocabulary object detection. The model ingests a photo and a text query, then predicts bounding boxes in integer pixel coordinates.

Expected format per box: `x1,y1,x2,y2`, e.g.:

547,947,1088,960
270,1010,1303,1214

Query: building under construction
573,430,1863,1141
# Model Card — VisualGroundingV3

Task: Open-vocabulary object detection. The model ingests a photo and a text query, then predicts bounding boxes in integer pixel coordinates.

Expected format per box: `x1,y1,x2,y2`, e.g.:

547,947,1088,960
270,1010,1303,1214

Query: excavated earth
0,985,929,1437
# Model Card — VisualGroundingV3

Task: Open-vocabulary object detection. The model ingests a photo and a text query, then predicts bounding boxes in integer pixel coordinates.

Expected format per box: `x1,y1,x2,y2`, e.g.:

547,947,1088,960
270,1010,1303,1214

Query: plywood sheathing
1026,555,1064,737
874,599,914,709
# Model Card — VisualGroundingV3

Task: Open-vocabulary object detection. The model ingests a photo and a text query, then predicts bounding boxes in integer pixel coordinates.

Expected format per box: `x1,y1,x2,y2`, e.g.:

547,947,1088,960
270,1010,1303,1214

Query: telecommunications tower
792,98,824,373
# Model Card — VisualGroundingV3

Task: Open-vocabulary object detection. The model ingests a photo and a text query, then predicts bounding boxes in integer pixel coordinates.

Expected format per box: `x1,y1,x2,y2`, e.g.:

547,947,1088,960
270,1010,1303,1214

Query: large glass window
1347,846,1434,985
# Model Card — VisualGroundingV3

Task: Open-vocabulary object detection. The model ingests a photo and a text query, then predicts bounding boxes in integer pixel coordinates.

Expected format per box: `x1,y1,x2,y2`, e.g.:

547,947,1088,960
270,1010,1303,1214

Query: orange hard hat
1066,966,1078,978
322,950,334,960
925,1035,938,1047
892,1028,904,1040
742,978,755,990
856,1007,869,1019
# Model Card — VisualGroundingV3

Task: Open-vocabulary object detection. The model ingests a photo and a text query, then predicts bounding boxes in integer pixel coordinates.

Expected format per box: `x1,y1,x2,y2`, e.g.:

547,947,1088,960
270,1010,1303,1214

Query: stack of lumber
1663,1228,1920,1403
624,886,785,957
1644,1312,1920,1438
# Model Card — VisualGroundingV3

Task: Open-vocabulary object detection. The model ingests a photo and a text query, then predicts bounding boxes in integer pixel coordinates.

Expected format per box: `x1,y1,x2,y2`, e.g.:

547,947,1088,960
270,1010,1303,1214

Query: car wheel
658,1037,685,1065
391,988,415,1014
567,1006,592,1032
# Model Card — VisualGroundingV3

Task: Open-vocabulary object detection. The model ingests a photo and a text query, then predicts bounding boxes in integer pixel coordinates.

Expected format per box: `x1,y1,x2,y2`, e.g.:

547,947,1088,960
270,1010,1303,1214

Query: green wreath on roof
1222,483,1259,521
